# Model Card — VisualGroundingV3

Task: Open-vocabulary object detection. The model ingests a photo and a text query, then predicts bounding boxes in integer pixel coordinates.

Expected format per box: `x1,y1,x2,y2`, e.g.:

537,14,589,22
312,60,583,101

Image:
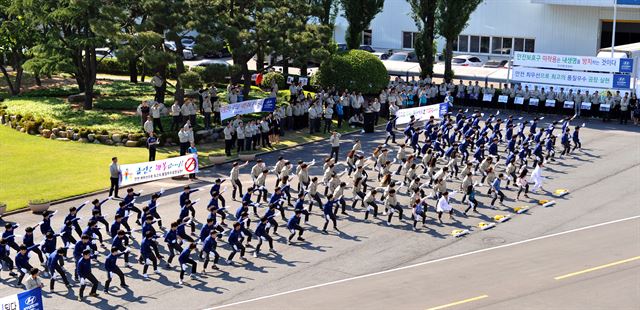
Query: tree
437,0,482,81
340,0,385,50
310,0,339,27
0,0,35,95
21,0,122,109
407,0,438,78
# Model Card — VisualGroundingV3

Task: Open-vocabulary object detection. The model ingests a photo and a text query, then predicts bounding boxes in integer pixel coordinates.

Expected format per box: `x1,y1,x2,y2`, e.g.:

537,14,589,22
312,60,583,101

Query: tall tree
21,0,122,109
192,0,263,96
407,0,438,78
0,0,35,95
310,0,339,27
340,0,385,50
437,0,482,81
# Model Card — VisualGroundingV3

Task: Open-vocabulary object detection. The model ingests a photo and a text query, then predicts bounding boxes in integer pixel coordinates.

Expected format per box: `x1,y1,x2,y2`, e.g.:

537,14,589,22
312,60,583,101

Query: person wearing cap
47,248,70,290
77,249,100,300
104,246,129,292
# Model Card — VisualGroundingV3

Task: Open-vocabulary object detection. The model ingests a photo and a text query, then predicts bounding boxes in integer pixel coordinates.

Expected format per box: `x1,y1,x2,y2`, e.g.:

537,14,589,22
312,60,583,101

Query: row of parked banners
511,52,634,90
513,51,634,73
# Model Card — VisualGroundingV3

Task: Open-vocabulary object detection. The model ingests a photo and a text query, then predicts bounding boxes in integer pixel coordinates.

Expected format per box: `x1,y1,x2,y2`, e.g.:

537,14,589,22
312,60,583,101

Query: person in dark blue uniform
77,249,100,300
22,227,44,264
286,210,305,245
3,223,20,251
164,222,183,269
47,248,70,290
201,230,220,271
104,247,129,292
178,243,198,285
226,223,245,264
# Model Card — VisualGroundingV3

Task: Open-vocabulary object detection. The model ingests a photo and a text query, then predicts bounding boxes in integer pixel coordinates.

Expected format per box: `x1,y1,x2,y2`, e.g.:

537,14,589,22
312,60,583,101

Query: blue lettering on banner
17,288,44,310
612,74,631,89
618,58,634,73
438,103,449,118
616,0,640,5
260,97,277,113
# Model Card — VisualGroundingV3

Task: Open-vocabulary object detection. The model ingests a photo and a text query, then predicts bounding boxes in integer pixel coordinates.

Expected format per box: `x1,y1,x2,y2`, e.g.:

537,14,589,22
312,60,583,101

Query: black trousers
109,177,119,197
152,118,164,133
149,147,157,162
79,273,100,298
16,263,33,284
330,147,339,162
227,243,246,261
179,142,189,156
105,267,126,290
224,139,233,156
231,179,243,200
179,258,197,280
202,250,220,269
143,253,158,273
322,213,337,231
255,235,273,253
261,132,271,147
49,265,70,290
171,116,182,131
166,243,183,264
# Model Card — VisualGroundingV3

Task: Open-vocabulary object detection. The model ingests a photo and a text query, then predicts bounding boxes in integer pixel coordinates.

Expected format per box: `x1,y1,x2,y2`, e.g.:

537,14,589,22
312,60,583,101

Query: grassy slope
0,125,164,211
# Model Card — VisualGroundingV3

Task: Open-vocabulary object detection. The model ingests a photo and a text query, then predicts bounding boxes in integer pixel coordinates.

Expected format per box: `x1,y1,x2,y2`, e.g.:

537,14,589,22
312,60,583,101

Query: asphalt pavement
0,110,639,310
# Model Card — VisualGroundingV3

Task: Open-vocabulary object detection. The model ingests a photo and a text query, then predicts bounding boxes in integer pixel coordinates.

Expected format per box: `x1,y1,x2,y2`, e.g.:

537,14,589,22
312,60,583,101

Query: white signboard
119,154,199,186
545,99,556,107
581,102,592,110
286,76,294,84
511,67,631,89
498,95,508,103
395,103,448,125
563,101,574,109
514,97,524,105
299,77,309,86
482,94,493,102
514,51,634,73
529,98,539,106
599,104,611,112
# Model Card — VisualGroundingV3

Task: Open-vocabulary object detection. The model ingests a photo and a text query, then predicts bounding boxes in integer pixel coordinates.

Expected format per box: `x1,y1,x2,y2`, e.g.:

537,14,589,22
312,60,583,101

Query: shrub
199,64,230,85
179,71,203,91
97,58,129,75
314,49,389,95
262,72,286,90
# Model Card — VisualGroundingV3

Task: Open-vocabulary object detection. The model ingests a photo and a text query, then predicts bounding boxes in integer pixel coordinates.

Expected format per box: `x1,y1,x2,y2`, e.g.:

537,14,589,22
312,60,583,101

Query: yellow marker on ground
451,229,470,237
478,222,496,230
554,256,640,280
554,188,570,197
426,295,489,310
513,206,529,214
493,214,510,222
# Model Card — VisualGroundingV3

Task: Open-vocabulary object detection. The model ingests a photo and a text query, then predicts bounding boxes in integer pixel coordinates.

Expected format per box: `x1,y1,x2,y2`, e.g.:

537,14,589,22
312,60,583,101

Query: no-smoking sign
185,157,197,173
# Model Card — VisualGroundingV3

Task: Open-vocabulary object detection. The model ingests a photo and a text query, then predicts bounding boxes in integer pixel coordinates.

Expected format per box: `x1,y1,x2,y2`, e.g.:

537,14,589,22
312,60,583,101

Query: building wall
333,0,640,57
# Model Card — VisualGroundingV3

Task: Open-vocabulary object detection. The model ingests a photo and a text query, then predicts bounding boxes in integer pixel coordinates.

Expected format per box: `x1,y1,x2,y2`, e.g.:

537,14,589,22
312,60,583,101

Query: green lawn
0,125,166,211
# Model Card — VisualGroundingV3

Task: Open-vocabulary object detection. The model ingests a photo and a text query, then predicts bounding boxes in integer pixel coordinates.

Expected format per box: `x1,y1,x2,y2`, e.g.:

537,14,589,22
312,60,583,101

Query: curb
2,125,370,217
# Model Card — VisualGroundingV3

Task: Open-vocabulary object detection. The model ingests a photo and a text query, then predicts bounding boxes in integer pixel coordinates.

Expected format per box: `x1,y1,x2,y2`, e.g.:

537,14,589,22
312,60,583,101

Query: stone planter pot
209,155,227,164
87,133,95,142
29,201,50,214
238,154,256,161
41,129,52,138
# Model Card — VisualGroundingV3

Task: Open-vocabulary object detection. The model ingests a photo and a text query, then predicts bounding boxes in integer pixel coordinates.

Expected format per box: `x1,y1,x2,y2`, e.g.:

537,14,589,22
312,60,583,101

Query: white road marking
205,215,640,309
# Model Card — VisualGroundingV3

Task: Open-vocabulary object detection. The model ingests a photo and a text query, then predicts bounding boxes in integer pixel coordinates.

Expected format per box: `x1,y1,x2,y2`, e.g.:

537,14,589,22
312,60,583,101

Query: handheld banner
545,99,556,107
395,102,449,125
482,94,493,102
498,95,508,103
529,98,539,106
563,100,574,109
0,288,44,310
119,154,199,186
514,97,524,105
220,97,277,121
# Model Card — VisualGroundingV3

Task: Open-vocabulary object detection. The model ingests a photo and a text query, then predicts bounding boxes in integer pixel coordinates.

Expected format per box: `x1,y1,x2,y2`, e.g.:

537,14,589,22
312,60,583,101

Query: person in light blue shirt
490,173,505,207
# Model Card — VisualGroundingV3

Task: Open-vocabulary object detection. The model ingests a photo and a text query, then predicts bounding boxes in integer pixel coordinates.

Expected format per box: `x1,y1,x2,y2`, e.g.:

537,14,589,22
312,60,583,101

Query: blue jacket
15,252,31,269
178,248,193,264
105,252,124,272
140,238,154,258
322,200,335,216
179,189,198,207
228,230,242,246
287,216,301,229
47,252,63,271
164,229,178,244
255,222,268,237
42,237,57,254
77,257,92,278
202,236,217,253
199,224,213,242
112,235,127,250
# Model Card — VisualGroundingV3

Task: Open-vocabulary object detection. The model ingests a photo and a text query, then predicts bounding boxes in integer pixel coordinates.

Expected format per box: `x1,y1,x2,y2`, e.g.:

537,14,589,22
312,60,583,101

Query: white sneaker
143,274,149,279
178,280,183,285
253,252,258,258
155,270,162,275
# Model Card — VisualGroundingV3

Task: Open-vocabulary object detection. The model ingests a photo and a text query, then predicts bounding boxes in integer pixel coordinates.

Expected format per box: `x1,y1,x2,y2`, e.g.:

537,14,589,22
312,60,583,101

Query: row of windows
400,32,535,55
454,35,535,54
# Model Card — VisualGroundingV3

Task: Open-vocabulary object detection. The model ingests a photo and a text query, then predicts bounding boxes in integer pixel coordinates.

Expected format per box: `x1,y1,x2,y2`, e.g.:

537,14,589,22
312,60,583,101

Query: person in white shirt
371,98,381,125
170,101,182,131
436,191,453,223
308,104,318,134
202,90,213,130
143,116,154,136
329,131,341,162
223,122,234,156
150,72,164,103
150,102,164,133
323,103,334,133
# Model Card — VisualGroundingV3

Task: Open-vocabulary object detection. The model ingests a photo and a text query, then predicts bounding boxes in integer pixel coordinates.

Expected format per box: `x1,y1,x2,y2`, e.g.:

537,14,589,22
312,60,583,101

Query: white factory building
333,0,640,59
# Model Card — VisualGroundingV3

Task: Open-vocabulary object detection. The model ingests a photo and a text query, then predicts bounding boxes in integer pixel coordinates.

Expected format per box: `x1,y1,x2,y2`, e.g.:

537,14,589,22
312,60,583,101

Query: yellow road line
554,255,640,280
426,295,489,310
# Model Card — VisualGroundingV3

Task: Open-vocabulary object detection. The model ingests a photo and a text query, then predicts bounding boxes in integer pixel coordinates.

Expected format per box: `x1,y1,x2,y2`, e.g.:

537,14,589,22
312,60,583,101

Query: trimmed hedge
97,58,179,79
314,49,389,95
